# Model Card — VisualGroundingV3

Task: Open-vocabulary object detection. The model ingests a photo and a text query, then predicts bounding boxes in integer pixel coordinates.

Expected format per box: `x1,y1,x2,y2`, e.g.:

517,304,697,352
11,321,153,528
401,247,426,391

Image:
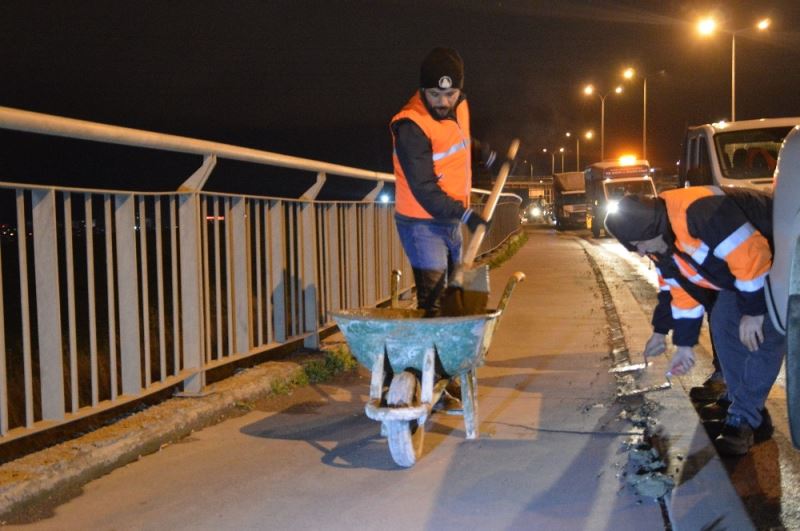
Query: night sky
2,1,800,193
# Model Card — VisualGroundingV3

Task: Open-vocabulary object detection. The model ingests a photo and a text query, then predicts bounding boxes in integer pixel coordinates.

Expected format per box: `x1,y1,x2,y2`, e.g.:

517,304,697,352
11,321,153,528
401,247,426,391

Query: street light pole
600,95,606,160
643,77,647,159
731,32,736,121
585,84,621,161
623,68,648,160
566,132,580,171
697,16,770,122
559,147,565,172
542,148,555,174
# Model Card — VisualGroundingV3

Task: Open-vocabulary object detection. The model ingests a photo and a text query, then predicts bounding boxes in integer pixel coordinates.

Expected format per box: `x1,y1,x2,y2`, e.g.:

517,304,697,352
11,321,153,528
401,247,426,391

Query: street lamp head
583,84,595,96
697,17,717,36
541,148,548,153
585,130,594,140
559,147,565,153
614,86,623,94
757,18,771,31
565,132,572,138
623,67,635,80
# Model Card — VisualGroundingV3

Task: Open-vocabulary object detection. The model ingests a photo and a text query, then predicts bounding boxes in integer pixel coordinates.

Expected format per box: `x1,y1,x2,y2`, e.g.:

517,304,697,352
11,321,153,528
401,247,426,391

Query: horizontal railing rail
0,106,521,443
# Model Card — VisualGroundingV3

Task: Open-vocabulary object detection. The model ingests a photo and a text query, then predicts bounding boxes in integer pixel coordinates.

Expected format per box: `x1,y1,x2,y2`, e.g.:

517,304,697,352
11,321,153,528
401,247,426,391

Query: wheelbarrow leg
385,347,434,467
461,369,479,440
369,354,389,437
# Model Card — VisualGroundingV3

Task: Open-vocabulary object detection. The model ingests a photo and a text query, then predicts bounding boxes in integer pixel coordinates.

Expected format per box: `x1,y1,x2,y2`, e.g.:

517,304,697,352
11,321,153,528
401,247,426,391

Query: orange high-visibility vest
391,92,471,219
661,186,771,291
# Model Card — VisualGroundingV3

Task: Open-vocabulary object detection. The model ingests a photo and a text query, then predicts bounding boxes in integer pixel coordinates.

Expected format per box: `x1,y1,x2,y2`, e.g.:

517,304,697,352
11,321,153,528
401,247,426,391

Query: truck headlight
606,200,620,214
531,206,542,218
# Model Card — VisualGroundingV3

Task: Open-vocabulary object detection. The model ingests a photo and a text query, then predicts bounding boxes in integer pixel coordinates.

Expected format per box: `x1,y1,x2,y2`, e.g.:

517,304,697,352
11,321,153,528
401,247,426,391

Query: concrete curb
580,239,755,530
0,357,315,518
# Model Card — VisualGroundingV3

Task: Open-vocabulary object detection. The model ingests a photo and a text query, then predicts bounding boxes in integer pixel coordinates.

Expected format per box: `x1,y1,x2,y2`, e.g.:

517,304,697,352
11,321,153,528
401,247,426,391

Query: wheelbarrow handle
497,272,526,314
462,139,520,267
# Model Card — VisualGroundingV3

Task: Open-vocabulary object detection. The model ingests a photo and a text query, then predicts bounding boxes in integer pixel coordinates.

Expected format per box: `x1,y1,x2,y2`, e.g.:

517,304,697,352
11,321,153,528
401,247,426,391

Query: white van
680,117,800,191
765,125,800,446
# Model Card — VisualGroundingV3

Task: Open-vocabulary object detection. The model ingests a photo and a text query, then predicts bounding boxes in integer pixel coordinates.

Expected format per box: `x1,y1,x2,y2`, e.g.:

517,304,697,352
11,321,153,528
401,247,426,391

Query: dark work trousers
711,290,786,428
395,216,462,315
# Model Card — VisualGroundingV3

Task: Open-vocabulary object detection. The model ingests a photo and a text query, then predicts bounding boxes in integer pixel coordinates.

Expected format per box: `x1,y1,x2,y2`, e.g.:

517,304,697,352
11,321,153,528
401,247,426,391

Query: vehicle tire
591,218,601,238
386,371,424,467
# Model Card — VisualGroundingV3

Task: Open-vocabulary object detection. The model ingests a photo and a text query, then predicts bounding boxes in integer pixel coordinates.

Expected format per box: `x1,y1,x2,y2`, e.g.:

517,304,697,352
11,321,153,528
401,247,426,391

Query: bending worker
604,187,784,456
390,46,489,315
644,256,726,403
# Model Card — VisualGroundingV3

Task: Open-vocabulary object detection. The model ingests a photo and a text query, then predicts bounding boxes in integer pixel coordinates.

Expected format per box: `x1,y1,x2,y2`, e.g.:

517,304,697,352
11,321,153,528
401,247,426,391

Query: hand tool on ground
440,138,520,316
617,375,673,398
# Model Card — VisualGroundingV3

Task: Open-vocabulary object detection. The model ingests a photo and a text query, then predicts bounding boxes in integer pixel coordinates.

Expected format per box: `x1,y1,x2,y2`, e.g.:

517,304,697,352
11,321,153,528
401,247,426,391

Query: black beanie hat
604,195,668,251
420,47,464,89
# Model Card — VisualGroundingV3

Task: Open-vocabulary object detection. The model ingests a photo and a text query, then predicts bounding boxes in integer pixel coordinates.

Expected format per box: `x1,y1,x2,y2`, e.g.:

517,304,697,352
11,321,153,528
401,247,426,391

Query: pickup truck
680,117,800,191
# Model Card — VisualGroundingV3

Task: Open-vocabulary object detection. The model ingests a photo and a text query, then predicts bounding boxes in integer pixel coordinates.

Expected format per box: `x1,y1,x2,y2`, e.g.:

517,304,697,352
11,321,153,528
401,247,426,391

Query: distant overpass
503,175,554,203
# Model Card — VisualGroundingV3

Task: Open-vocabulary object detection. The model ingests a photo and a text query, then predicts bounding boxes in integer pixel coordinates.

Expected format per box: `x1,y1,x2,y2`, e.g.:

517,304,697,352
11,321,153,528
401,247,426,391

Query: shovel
440,138,520,316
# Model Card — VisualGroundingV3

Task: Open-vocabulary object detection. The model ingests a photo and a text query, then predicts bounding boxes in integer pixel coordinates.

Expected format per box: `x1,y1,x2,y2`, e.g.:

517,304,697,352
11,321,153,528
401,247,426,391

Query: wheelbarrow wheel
386,371,424,467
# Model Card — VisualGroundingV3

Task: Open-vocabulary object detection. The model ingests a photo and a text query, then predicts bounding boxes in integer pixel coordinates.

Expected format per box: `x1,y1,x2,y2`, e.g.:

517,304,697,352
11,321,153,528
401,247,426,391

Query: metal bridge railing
0,106,521,442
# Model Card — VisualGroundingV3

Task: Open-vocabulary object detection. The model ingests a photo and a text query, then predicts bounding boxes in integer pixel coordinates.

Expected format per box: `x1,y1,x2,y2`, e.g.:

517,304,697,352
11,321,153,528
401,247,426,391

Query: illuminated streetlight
697,15,771,121
697,17,716,36
559,147,565,172
583,84,623,160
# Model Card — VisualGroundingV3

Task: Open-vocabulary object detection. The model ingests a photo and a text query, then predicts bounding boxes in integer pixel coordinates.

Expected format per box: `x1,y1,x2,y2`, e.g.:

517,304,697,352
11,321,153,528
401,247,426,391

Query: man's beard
433,106,451,118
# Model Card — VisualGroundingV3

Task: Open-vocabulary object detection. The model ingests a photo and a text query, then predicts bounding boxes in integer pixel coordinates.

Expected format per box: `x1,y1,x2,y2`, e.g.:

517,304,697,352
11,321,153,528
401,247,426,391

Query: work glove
463,209,488,233
739,314,765,352
667,346,696,377
642,332,667,358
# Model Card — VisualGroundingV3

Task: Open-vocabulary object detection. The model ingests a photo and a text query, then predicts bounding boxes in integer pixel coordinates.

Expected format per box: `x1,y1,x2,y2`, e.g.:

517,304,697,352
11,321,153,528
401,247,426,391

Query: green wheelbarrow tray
330,271,524,467
332,308,502,378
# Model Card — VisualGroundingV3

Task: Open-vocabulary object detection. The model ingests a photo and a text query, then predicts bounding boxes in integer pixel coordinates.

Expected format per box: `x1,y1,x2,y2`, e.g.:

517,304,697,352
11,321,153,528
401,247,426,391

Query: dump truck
552,172,587,230
584,158,656,238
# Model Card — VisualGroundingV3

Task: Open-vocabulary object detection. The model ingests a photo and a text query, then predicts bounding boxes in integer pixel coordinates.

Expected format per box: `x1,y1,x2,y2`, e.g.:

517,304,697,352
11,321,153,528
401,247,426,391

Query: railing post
229,197,251,353
178,192,205,393
299,173,323,349
31,190,65,420
363,203,377,305
269,201,287,343
115,194,142,396
300,202,319,348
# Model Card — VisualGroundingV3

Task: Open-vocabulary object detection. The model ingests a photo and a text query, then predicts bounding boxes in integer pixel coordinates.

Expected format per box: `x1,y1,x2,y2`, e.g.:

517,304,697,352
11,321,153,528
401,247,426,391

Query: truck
584,158,657,238
552,172,587,230
680,117,800,192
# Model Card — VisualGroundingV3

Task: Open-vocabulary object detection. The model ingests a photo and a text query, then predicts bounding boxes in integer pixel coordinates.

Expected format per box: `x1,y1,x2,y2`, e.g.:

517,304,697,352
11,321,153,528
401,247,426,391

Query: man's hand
464,209,488,233
642,332,667,357
739,314,765,352
667,346,696,376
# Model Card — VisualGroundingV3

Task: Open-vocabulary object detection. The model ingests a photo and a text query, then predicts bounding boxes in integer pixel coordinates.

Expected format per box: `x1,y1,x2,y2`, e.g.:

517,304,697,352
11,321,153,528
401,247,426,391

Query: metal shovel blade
440,264,489,316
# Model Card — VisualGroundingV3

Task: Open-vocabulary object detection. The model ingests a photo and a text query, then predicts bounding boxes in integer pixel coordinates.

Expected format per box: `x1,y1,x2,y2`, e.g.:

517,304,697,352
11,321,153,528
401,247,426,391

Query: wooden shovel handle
462,138,520,266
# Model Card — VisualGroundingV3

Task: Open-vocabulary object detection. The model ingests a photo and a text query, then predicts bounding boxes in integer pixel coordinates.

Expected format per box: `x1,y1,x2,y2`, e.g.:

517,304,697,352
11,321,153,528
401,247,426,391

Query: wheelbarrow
331,271,525,467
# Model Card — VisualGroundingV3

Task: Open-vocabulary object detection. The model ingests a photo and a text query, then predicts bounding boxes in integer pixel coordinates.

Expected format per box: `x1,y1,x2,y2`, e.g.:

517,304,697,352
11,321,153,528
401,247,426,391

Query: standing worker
390,47,489,315
604,187,784,456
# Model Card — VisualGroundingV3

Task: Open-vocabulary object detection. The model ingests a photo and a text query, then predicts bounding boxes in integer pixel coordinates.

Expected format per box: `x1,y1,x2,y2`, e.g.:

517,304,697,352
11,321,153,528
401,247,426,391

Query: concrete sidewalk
0,229,752,529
